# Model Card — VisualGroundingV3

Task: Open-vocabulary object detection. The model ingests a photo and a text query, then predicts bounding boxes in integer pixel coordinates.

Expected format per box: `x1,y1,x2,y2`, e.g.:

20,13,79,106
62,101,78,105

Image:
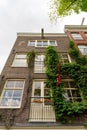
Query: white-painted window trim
0,79,25,108
12,53,28,67
28,40,57,47
78,45,87,55
34,54,45,73
71,33,83,40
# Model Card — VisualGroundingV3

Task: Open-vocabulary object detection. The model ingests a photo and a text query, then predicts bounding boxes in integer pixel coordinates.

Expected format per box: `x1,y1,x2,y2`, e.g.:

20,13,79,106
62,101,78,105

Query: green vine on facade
45,45,87,124
27,51,35,68
69,40,87,65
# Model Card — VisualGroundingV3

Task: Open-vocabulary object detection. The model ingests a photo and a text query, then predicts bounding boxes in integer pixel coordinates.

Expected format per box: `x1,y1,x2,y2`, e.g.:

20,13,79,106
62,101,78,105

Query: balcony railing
29,97,56,122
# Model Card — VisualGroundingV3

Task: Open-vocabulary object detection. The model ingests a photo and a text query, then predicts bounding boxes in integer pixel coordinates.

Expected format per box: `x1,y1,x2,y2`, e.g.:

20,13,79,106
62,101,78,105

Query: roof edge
17,33,67,37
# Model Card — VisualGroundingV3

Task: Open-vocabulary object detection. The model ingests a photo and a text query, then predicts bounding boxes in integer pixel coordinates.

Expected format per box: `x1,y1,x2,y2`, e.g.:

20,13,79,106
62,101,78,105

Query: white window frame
71,33,83,40
59,53,71,64
78,45,87,55
28,41,35,46
28,40,57,47
12,54,28,67
0,79,25,108
62,79,82,102
32,80,50,99
34,54,45,73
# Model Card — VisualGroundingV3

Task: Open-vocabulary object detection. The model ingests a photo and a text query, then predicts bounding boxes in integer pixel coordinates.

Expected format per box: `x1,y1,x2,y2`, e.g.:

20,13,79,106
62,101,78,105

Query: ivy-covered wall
45,44,87,124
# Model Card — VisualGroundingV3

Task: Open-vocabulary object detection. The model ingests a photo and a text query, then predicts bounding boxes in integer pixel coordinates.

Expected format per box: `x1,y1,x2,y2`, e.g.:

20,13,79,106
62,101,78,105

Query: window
12,54,28,67
50,41,57,46
34,55,45,73
0,80,25,108
43,41,48,47
71,33,83,40
32,80,50,102
28,40,57,47
28,41,35,46
63,80,81,102
78,45,87,55
59,53,71,64
29,80,55,122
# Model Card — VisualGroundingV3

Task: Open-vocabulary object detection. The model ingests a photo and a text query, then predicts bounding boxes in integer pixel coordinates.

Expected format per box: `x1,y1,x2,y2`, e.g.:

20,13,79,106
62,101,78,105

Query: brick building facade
0,25,87,130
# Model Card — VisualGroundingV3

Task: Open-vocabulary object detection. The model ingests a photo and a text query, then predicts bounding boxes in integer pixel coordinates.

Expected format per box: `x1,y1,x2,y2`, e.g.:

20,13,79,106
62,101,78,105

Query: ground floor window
0,79,25,108
62,79,82,102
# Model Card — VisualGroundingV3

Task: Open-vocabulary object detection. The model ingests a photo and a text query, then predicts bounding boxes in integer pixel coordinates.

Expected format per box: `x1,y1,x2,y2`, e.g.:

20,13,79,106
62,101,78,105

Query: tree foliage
50,0,87,19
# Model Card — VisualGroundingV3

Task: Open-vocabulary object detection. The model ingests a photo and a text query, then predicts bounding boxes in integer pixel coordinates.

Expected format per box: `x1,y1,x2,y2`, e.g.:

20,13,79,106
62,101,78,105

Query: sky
0,0,87,73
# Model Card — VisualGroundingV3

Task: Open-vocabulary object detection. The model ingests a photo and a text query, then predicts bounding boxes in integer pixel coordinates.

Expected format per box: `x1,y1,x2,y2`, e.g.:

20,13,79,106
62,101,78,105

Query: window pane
37,41,42,46
78,45,87,55
28,41,35,46
0,98,10,106
12,54,27,67
35,55,42,61
71,33,83,40
34,82,41,89
62,54,68,59
15,54,26,59
69,82,76,88
44,89,50,96
43,41,48,46
15,81,24,88
63,90,70,101
6,81,14,88
12,59,27,67
60,53,70,64
11,98,21,106
3,90,13,98
50,41,56,46
34,89,41,96
72,90,81,97
13,90,22,97
64,59,69,63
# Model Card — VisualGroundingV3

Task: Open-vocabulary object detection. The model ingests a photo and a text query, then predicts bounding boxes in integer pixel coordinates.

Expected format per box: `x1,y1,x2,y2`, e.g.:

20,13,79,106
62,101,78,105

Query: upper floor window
78,45,87,55
71,33,83,40
59,53,71,64
62,80,82,102
12,54,28,67
0,80,25,108
28,40,57,47
28,41,35,46
34,55,45,73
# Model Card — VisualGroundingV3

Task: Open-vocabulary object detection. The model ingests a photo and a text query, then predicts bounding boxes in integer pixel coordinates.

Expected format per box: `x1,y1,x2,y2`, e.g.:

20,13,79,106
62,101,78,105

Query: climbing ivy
69,40,87,65
27,51,35,68
45,45,87,124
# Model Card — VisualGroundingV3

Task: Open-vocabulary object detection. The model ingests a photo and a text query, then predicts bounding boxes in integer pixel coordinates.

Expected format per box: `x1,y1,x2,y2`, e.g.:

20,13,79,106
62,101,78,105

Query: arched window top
78,45,87,55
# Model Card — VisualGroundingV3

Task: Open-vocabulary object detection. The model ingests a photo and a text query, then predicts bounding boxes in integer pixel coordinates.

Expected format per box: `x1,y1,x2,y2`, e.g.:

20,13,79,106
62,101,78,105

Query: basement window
0,80,25,108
